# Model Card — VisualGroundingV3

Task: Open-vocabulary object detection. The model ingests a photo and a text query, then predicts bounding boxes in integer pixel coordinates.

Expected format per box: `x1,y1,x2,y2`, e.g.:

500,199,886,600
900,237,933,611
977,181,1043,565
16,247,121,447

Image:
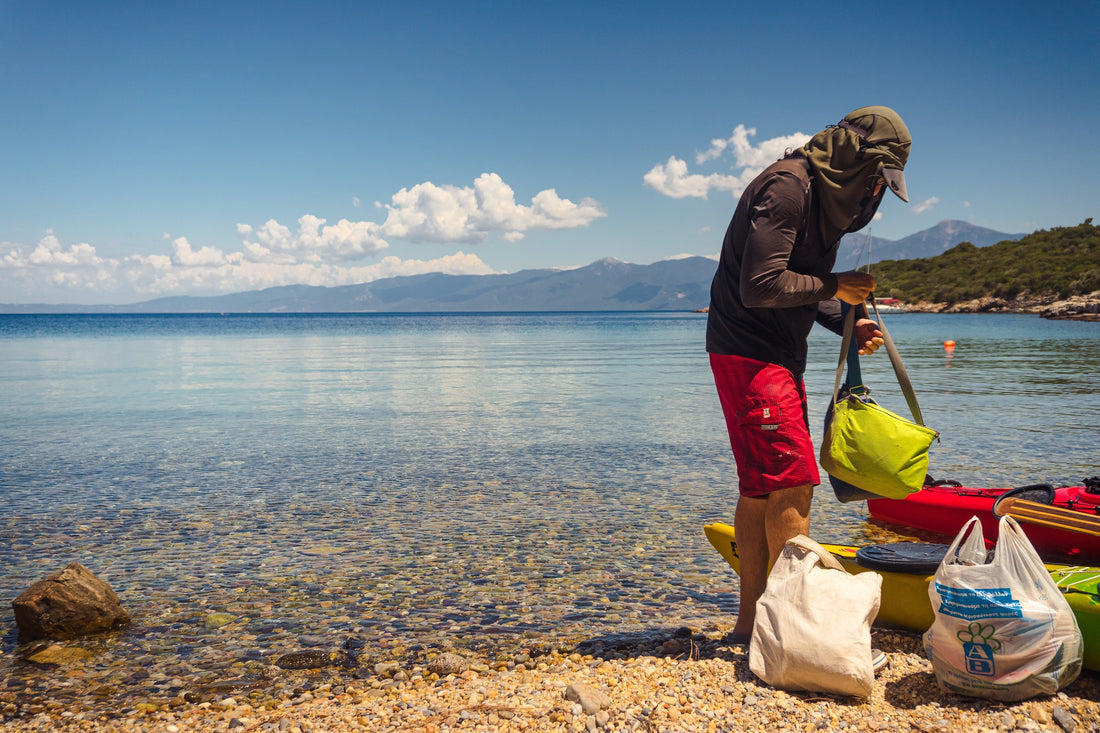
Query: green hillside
870,219,1099,304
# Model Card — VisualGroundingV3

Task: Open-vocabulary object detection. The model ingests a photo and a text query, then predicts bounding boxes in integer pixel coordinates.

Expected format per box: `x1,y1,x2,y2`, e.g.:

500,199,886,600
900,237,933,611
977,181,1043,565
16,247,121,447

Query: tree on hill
870,219,1099,304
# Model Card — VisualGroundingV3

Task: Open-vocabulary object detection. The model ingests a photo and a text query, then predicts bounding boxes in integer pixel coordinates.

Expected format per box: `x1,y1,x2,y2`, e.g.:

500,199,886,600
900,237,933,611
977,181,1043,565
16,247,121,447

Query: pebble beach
3,627,1099,733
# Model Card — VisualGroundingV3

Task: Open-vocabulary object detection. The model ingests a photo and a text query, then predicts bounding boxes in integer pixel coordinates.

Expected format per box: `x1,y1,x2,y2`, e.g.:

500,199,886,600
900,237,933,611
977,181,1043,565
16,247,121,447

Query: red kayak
866,478,1100,563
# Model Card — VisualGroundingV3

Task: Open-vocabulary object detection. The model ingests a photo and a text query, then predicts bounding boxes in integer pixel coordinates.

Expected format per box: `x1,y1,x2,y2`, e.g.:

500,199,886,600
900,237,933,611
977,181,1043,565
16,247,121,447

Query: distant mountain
0,256,719,314
0,221,1027,314
835,220,1024,270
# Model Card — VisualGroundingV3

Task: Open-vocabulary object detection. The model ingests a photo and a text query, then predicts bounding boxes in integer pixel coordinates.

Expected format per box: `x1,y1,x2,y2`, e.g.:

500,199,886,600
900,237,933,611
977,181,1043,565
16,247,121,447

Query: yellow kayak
703,522,1100,671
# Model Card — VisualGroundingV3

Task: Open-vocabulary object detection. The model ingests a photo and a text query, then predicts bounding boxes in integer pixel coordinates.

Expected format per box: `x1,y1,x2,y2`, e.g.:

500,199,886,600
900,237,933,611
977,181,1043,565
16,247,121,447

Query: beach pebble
372,661,401,677
1053,705,1076,732
427,652,469,676
565,681,612,714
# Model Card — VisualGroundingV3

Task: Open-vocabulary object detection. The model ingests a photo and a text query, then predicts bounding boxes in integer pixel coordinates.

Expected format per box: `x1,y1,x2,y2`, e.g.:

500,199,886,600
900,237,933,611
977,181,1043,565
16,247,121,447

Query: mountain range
833,220,1024,271
2,220,1024,313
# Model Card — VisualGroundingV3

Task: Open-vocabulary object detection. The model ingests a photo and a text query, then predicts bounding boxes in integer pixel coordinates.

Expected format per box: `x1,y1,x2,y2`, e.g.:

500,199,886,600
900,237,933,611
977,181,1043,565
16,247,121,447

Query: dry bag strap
830,306,857,404
832,299,926,427
869,299,926,426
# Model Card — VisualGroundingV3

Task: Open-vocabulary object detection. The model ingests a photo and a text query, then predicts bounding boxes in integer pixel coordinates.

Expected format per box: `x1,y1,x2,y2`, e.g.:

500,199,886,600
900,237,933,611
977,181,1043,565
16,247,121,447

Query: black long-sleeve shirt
706,157,845,378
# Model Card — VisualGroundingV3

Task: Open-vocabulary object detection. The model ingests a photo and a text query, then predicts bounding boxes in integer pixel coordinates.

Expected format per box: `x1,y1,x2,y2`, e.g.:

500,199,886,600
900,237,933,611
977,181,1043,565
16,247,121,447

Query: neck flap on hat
794,106,911,236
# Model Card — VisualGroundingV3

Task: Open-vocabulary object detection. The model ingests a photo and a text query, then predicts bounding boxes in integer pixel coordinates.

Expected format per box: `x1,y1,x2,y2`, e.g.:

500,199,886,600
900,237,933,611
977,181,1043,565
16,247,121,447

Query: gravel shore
3,630,1097,733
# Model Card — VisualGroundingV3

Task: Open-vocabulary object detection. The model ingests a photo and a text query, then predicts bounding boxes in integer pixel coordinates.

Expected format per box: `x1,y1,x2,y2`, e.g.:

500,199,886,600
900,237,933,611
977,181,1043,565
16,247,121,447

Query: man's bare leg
731,494,767,637
765,483,813,563
730,484,814,636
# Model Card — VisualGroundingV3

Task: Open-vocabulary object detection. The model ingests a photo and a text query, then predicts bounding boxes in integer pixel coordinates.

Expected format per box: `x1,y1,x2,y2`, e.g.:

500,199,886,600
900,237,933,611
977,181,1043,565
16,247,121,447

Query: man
706,106,911,642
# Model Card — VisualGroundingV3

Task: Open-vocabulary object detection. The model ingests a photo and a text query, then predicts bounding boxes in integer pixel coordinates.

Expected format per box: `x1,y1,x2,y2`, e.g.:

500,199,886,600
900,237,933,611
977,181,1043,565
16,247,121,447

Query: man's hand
855,318,885,355
835,271,876,305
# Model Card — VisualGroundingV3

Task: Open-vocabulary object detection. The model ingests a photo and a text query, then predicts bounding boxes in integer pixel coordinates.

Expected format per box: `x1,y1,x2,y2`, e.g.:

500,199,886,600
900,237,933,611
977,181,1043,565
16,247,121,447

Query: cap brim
882,166,908,202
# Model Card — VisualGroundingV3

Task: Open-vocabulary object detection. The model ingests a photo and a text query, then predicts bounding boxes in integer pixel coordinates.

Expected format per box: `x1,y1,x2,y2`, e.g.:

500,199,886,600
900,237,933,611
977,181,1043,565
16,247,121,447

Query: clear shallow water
0,312,1097,706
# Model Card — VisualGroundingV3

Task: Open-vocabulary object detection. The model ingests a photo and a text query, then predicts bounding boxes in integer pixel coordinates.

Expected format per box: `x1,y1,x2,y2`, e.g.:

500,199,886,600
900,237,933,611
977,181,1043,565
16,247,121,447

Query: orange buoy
944,340,956,352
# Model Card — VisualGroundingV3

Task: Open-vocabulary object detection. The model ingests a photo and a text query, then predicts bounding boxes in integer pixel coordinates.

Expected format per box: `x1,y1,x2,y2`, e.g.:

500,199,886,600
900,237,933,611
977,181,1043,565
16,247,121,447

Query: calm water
1,311,1098,700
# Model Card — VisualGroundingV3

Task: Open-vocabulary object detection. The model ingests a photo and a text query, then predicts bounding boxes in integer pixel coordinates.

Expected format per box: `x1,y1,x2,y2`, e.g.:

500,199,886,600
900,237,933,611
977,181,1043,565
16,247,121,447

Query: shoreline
2,628,1098,732
694,293,1100,320
891,292,1100,321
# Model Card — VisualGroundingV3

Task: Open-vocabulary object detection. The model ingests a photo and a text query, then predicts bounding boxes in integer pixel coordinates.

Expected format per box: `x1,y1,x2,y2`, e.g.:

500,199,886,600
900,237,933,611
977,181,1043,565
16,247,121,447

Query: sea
1,311,1097,708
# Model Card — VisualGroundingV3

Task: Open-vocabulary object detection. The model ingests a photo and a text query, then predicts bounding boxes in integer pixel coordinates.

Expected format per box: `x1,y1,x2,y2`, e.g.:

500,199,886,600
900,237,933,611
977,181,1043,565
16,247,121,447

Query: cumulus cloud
695,125,809,169
2,231,500,301
380,173,605,243
1,232,116,294
643,157,727,199
26,232,104,268
645,124,810,199
1,171,601,302
236,215,388,264
912,196,941,214
115,248,497,296
171,237,228,267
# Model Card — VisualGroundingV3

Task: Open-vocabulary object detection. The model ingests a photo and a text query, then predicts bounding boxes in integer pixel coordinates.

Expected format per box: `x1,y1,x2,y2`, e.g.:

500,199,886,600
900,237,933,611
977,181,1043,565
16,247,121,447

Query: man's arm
739,174,838,308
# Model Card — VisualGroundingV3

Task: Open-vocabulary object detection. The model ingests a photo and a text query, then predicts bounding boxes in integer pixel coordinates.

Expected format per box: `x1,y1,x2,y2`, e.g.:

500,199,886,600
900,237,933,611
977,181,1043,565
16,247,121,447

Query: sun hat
838,106,911,202
795,105,912,234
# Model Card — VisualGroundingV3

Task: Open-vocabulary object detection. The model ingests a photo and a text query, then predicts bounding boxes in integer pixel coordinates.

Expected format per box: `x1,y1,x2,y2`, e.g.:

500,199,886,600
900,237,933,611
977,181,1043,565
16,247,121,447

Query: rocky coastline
695,292,1100,320
901,292,1100,320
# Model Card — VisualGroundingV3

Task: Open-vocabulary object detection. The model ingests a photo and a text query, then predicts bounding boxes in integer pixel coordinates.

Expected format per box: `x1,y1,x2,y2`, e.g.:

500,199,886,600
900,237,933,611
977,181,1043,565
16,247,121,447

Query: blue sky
2,1,1096,305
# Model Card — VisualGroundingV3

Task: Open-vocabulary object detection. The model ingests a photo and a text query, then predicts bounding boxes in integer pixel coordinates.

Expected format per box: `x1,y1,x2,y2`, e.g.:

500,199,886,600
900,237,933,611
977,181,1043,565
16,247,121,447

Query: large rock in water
12,563,131,640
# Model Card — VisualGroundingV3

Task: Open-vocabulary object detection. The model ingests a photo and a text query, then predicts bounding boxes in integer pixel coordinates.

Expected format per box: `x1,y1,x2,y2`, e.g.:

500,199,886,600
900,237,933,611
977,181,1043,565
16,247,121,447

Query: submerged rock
274,650,356,670
275,651,334,669
12,562,131,640
204,613,237,629
23,644,95,665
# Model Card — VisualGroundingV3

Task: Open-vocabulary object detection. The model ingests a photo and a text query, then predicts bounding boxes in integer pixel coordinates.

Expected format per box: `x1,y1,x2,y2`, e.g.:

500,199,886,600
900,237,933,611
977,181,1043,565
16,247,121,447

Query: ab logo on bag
958,622,1002,678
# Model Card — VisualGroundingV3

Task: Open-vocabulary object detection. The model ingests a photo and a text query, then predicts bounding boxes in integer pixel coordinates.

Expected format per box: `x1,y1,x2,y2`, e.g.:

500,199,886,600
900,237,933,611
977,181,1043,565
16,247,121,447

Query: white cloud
115,249,498,297
646,125,811,199
912,196,941,214
380,173,605,243
695,125,809,169
172,237,228,267
1,172,600,302
24,232,104,267
644,157,724,199
2,232,501,302
234,215,388,264
1,232,118,295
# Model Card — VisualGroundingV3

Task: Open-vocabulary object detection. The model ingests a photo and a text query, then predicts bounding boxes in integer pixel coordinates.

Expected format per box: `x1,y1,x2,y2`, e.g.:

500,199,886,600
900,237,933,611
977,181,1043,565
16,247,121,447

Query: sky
1,1,1096,305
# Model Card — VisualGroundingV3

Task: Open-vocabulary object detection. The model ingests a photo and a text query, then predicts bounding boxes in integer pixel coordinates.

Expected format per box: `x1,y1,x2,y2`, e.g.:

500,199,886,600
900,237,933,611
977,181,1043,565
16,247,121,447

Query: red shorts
710,353,820,497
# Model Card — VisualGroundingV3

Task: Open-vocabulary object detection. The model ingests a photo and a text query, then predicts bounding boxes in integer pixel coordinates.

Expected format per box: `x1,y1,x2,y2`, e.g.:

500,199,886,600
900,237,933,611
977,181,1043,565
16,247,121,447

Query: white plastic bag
924,515,1083,701
750,535,882,697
